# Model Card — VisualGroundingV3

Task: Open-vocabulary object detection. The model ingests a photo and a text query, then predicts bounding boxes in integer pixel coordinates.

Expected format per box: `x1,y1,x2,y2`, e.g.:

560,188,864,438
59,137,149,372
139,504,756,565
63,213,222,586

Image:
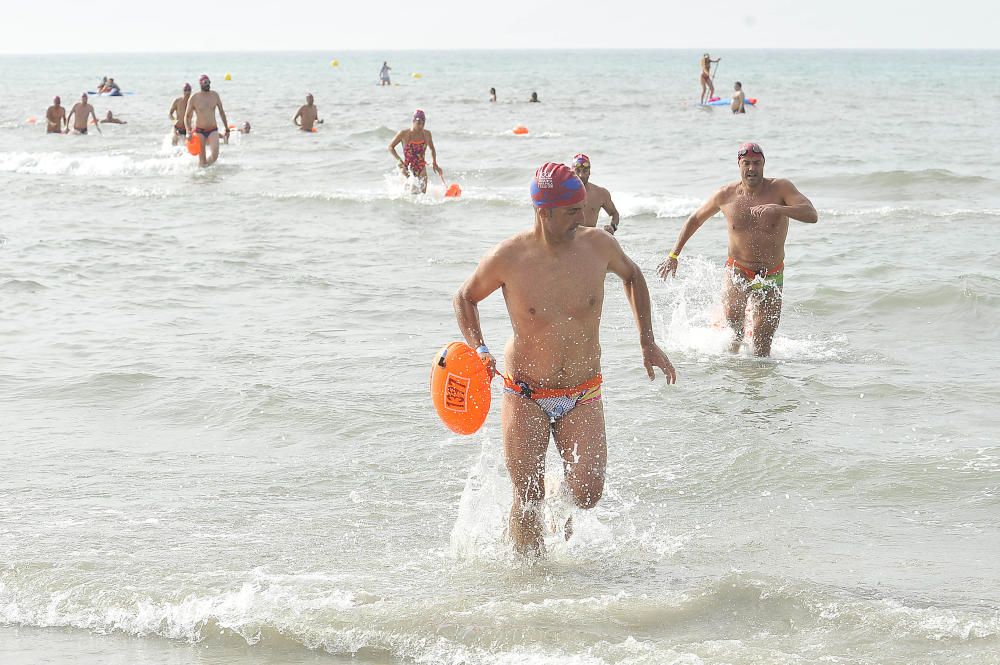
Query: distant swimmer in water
100,110,126,124
379,61,392,86
700,53,720,105
184,74,230,167
529,91,540,103
490,87,497,103
572,154,621,235
657,143,818,357
388,109,442,194
66,93,100,135
731,81,746,114
454,162,676,557
239,121,251,134
293,93,323,132
46,96,67,134
169,83,192,145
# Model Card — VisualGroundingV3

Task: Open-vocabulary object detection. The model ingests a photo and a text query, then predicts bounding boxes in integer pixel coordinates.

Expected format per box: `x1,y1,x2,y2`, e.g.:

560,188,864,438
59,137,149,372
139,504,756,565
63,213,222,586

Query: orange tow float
430,342,493,434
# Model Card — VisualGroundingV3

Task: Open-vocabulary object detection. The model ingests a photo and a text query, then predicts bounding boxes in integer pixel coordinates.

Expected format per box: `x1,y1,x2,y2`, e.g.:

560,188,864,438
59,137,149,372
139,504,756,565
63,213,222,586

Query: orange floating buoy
26,117,37,124
445,183,462,198
187,133,202,156
430,342,492,435
311,127,318,133
512,125,528,135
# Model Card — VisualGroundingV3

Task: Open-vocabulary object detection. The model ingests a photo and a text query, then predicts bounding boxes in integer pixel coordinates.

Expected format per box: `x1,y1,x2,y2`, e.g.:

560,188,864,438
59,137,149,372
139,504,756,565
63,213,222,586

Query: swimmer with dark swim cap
453,161,676,557
657,142,818,357
571,153,621,235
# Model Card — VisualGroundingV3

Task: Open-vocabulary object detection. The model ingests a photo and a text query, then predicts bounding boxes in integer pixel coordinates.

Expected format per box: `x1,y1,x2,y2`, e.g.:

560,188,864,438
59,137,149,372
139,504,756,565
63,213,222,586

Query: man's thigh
501,392,552,501
552,400,607,502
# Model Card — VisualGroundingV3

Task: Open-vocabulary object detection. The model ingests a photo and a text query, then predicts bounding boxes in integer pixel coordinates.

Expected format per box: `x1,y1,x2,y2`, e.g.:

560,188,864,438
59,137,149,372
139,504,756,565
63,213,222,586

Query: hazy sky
4,0,997,53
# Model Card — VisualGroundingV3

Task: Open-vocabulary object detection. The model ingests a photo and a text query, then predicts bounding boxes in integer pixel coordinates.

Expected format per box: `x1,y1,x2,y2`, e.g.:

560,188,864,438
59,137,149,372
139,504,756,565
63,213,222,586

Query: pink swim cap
199,74,210,84
413,109,426,121
530,163,586,209
737,142,764,162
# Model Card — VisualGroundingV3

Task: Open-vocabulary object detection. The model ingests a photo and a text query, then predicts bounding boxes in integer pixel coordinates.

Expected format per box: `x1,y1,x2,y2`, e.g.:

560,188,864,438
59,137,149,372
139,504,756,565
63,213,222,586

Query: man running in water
572,154,621,235
293,93,322,132
454,163,676,557
169,83,191,145
700,53,721,105
657,143,818,357
184,75,230,167
388,109,442,194
45,96,67,134
66,93,100,135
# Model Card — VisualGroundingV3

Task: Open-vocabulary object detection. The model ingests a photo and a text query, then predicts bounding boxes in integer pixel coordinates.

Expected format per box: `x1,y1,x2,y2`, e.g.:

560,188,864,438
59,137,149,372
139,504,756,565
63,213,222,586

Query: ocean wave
822,169,993,187
3,571,997,664
0,151,196,177
822,205,1000,219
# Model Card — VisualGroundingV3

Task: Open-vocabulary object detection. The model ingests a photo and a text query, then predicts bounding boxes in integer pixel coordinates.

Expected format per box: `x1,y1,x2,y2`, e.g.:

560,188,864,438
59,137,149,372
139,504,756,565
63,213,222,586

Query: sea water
1,50,999,664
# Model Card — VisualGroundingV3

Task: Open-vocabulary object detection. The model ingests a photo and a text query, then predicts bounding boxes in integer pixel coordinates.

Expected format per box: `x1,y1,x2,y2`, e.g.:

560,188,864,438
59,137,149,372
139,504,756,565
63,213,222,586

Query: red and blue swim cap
530,162,586,209
572,153,590,167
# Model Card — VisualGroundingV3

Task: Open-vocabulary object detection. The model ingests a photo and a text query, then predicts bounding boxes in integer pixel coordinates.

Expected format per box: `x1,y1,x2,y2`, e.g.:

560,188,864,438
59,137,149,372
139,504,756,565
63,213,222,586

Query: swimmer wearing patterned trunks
454,162,676,557
503,374,603,422
388,109,443,194
657,142,818,357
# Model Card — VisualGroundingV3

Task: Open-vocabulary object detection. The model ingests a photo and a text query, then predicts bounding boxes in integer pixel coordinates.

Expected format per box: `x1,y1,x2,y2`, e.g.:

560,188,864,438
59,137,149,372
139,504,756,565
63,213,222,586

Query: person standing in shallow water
454,162,676,557
572,154,621,235
529,91,540,103
168,83,191,145
66,93,100,135
489,87,497,102
379,61,391,86
46,96,67,134
388,109,442,194
184,74,230,167
657,143,818,357
293,93,322,132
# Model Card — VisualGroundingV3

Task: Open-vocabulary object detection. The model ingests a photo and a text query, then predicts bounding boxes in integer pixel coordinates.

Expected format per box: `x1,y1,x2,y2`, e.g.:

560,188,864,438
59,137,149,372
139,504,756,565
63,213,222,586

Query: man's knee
569,479,603,510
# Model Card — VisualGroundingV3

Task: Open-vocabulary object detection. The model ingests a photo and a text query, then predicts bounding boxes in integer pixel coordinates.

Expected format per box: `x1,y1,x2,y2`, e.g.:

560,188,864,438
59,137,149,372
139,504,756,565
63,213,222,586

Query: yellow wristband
668,251,680,260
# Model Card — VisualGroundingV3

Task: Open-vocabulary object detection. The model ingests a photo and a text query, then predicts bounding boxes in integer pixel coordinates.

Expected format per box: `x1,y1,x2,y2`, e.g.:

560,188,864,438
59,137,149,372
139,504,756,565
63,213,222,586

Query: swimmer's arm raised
779,180,818,223
608,240,676,383
750,181,817,223
657,190,722,278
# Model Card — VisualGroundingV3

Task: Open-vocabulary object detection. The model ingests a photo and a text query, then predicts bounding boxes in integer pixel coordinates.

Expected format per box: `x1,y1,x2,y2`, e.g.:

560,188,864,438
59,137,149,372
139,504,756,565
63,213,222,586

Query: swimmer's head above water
412,109,426,126
571,153,591,183
183,82,191,93
53,96,61,105
531,162,586,236
737,142,765,186
199,75,210,92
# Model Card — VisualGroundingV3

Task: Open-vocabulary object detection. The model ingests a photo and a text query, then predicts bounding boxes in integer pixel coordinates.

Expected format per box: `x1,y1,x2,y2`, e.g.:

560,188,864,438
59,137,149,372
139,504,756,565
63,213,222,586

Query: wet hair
735,81,742,88
490,87,496,94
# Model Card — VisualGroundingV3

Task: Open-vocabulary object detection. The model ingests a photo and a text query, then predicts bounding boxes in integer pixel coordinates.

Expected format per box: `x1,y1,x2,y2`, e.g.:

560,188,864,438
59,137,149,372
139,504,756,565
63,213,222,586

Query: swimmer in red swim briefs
657,143,819,357
454,162,676,557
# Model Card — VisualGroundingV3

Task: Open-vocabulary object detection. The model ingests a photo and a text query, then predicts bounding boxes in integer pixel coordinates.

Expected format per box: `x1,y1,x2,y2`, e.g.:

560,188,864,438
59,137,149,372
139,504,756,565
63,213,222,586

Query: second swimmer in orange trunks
657,143,818,357
454,162,676,557
388,109,443,194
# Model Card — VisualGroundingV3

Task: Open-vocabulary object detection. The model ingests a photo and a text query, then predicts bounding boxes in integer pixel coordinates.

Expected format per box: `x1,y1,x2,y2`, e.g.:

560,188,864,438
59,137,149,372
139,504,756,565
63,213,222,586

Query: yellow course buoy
331,59,339,67
224,73,232,81
411,72,423,79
